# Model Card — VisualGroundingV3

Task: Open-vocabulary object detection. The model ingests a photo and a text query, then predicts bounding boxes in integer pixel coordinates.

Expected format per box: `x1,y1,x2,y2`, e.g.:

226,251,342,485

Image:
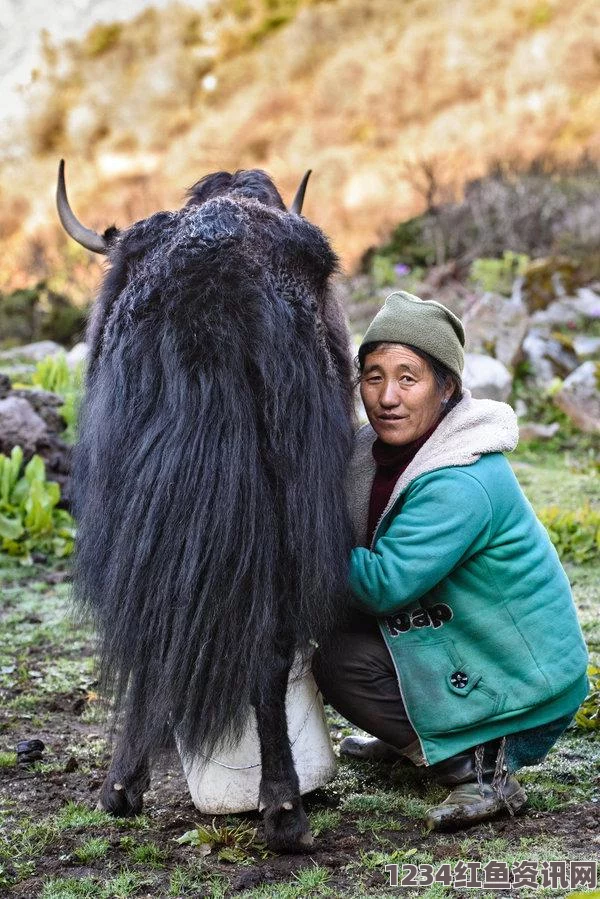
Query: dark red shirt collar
366,420,440,546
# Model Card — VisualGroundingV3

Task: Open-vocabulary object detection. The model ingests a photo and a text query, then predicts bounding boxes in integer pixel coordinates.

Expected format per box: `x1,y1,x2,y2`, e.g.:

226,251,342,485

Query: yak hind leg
97,730,150,818
254,646,313,853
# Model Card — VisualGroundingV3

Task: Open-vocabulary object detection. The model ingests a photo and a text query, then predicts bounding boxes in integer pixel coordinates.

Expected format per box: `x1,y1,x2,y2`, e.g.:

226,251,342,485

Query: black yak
56,161,354,851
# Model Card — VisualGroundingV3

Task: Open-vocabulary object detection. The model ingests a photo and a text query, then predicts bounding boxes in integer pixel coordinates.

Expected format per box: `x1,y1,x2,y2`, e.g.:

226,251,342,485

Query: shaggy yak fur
67,169,354,851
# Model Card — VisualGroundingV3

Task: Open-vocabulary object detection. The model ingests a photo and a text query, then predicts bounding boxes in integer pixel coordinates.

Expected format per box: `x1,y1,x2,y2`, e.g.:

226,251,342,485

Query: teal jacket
347,392,589,766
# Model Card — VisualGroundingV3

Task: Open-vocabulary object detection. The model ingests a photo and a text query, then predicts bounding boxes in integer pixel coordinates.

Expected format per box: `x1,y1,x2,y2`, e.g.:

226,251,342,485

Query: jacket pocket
396,638,503,737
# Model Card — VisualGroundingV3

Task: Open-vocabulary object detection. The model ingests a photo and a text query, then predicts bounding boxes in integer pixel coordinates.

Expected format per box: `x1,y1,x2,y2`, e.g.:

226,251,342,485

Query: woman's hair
357,341,463,413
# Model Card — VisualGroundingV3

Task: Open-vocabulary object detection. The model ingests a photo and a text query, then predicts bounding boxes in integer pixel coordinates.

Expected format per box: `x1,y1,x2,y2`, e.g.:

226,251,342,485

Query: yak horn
56,159,108,255
290,169,311,215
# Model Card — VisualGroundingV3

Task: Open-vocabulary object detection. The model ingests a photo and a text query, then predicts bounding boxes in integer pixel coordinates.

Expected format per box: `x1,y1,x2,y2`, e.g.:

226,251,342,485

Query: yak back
73,195,354,760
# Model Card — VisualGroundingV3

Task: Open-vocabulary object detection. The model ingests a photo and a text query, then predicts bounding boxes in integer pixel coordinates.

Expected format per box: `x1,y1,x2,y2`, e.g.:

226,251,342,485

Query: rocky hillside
1,0,599,296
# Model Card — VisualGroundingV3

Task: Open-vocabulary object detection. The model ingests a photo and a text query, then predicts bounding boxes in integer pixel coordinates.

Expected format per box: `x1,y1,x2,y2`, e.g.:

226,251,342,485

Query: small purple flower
394,263,410,277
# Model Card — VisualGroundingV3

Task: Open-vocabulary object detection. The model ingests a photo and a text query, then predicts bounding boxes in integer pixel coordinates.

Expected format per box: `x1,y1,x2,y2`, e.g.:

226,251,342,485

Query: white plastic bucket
178,654,337,814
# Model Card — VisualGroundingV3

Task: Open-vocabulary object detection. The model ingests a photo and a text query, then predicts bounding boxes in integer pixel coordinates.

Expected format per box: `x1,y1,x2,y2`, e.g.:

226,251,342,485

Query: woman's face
360,344,451,446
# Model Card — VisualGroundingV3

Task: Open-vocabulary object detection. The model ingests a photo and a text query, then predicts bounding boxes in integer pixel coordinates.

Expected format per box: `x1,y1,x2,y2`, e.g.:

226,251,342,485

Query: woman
314,291,589,830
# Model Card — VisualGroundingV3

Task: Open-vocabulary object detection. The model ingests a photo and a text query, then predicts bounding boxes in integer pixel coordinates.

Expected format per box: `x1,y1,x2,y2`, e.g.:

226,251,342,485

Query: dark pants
313,614,573,779
312,615,422,761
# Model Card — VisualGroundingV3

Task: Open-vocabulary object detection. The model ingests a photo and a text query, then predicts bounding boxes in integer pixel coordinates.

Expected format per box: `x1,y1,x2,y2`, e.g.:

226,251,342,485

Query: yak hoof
260,796,313,854
97,774,145,817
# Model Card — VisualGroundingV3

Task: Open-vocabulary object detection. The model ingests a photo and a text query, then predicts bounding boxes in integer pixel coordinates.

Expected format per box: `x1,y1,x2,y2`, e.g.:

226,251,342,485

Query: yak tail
73,271,353,761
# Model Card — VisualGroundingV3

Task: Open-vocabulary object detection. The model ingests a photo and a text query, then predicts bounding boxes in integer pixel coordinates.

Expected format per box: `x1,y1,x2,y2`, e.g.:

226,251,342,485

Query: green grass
168,862,213,896
54,802,113,831
1,449,599,897
293,865,332,892
308,808,341,835
239,867,331,898
73,836,110,862
41,877,99,899
355,814,404,834
340,789,434,819
128,839,168,866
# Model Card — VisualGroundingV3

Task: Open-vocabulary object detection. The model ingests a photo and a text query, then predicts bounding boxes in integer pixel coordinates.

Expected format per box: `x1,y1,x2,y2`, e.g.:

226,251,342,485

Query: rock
530,288,600,331
66,341,88,368
522,331,579,386
554,362,600,433
0,397,48,454
424,260,459,290
514,399,528,418
573,335,600,360
463,287,529,369
0,341,63,364
530,301,581,330
573,287,600,318
521,257,580,312
0,391,72,506
11,388,66,434
0,373,11,399
519,422,560,441
463,353,512,401
16,739,45,765
537,338,578,376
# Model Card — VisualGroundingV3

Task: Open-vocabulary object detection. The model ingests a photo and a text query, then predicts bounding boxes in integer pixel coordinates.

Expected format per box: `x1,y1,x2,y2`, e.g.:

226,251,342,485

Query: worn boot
426,741,527,830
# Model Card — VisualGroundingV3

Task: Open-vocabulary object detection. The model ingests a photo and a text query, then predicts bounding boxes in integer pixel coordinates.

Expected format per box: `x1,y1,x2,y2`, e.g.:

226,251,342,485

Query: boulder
11,389,66,435
572,287,600,319
463,353,512,402
0,397,48,454
554,362,600,433
522,331,579,387
0,373,11,399
66,342,89,368
0,341,63,364
529,288,600,331
530,301,582,330
463,287,529,369
573,335,600,360
518,422,560,442
0,389,72,507
521,257,580,311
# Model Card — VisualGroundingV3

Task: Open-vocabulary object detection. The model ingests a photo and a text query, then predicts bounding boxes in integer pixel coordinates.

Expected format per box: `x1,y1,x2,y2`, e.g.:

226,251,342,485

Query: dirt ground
1,561,599,899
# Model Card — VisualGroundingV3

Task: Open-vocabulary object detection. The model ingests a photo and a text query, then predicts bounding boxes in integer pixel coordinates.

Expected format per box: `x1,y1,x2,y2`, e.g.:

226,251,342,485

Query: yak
56,161,354,851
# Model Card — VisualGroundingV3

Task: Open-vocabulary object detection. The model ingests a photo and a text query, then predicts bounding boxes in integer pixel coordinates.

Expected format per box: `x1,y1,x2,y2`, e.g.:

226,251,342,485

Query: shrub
575,666,600,731
367,157,600,274
83,23,123,58
538,503,600,565
32,353,85,442
0,284,87,350
0,447,75,564
469,251,529,295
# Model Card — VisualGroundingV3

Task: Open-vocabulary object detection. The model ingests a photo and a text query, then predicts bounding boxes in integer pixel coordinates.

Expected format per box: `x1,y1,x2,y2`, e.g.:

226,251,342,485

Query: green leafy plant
176,818,269,861
575,666,600,731
469,251,529,294
0,447,75,563
370,255,397,288
32,352,85,442
538,503,600,564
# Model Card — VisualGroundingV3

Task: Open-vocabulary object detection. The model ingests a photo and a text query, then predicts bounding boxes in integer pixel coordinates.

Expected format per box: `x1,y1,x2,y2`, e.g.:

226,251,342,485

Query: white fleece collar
346,389,519,547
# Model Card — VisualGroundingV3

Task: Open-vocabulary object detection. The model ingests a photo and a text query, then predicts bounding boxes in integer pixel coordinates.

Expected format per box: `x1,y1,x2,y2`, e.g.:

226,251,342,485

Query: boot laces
475,737,515,816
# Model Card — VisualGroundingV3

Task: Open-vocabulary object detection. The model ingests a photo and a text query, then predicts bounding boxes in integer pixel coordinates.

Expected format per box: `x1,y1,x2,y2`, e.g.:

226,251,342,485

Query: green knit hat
360,291,465,378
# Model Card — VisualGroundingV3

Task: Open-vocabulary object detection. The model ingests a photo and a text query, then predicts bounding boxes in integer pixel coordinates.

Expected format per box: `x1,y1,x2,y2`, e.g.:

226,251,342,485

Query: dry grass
0,0,599,293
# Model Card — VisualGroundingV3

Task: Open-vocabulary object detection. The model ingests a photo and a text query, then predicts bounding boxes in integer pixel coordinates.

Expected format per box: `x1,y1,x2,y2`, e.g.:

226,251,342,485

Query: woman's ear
443,378,455,405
